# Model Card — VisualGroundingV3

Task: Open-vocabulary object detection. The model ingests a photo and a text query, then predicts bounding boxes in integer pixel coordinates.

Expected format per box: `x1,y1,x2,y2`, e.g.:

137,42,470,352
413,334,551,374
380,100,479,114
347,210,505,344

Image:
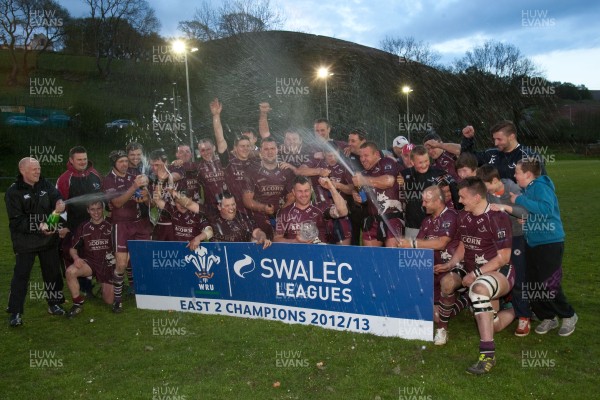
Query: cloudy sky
63,0,600,89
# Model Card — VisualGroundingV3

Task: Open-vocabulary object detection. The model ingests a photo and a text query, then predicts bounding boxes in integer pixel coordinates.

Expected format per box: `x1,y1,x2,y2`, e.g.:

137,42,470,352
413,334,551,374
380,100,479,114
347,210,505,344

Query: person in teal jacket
508,158,577,337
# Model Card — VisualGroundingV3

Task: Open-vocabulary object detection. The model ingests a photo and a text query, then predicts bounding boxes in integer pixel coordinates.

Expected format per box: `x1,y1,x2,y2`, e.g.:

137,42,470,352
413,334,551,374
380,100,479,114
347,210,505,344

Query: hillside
0,30,588,179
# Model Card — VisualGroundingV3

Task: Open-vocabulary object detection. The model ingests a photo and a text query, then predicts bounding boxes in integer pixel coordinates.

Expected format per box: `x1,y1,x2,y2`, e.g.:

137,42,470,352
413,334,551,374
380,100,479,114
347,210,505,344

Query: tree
453,41,563,142
380,36,441,67
554,82,592,101
178,1,218,41
178,0,285,42
0,0,69,85
453,40,539,79
83,0,160,78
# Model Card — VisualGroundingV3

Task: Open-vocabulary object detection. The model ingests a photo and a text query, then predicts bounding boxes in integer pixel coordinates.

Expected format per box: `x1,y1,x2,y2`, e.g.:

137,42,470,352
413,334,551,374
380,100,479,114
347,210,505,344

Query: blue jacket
515,175,564,246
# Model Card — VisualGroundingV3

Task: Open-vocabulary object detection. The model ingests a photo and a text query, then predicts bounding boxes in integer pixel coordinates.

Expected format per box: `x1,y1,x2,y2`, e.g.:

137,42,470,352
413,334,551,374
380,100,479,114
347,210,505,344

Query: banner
129,241,434,340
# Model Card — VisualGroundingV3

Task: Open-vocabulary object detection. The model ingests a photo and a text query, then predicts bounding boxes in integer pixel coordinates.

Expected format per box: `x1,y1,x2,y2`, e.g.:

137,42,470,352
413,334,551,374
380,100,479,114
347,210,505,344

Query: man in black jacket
399,145,460,240
5,157,67,326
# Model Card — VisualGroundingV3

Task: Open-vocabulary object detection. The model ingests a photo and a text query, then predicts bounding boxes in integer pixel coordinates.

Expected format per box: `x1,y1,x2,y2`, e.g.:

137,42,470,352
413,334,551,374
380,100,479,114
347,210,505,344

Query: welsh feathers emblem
185,246,220,283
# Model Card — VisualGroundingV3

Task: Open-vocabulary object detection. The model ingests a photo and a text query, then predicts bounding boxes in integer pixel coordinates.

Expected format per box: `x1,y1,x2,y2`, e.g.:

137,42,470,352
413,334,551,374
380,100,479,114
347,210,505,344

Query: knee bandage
468,275,499,315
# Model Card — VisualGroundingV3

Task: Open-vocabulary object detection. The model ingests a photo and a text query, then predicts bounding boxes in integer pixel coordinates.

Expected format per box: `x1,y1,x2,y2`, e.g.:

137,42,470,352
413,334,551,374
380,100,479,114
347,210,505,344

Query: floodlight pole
183,50,194,159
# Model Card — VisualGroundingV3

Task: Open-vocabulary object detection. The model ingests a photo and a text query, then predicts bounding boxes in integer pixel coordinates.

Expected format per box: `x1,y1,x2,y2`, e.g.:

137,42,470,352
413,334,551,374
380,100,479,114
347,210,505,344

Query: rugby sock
113,272,125,303
479,340,495,359
451,293,469,316
72,295,85,305
438,293,456,329
126,262,134,288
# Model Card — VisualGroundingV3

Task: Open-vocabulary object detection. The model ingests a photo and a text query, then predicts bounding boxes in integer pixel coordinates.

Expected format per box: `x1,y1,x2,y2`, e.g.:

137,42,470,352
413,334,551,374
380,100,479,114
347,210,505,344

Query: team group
5,100,577,374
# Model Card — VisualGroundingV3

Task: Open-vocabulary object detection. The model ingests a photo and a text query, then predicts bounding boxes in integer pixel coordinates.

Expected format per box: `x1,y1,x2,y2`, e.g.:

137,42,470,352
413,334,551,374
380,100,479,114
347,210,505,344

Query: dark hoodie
5,175,63,253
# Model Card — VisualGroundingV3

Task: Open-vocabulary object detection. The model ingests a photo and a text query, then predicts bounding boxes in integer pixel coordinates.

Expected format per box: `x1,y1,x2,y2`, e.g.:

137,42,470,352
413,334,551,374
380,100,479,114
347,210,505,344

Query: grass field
1,160,598,400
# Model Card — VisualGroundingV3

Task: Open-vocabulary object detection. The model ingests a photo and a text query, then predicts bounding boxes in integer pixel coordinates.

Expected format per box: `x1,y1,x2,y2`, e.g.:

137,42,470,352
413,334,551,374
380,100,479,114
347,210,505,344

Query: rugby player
242,137,295,239
396,185,467,340
351,141,403,247
102,150,152,313
274,176,348,244
65,201,116,318
258,102,315,168
426,121,546,182
195,138,226,212
152,186,213,251
147,149,182,241
477,165,530,336
423,132,460,182
295,149,354,244
436,177,515,374
210,98,257,212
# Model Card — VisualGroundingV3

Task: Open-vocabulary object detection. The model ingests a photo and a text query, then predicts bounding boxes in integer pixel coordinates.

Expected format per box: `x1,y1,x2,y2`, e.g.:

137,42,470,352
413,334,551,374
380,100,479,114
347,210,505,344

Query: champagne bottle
47,210,60,230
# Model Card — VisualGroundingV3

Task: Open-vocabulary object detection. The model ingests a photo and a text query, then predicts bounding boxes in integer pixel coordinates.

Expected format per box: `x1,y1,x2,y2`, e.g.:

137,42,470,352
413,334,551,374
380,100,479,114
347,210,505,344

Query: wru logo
184,246,220,284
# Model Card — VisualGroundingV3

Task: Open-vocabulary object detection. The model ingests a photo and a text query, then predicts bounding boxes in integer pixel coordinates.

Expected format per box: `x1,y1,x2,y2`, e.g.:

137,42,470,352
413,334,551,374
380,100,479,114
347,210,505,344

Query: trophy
298,221,321,244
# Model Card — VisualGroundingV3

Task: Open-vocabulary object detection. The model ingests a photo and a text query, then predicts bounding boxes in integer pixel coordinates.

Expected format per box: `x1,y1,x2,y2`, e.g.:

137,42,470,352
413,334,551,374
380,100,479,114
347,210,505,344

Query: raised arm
210,98,228,154
258,102,272,139
320,177,348,217
424,139,461,157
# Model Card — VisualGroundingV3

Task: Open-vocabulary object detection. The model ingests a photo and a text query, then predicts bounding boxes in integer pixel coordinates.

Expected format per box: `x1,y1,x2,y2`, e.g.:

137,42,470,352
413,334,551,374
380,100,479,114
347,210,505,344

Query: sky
62,0,600,89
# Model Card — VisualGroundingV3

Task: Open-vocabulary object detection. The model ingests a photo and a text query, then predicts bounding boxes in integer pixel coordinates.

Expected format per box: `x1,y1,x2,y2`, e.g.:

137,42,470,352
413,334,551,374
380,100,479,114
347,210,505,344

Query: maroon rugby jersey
244,164,295,214
210,213,257,242
102,170,145,222
126,165,142,176
302,158,353,204
196,158,225,207
457,206,513,272
171,162,200,202
275,202,329,242
417,207,460,265
433,151,459,182
71,219,113,267
361,157,402,216
224,155,257,209
163,203,209,241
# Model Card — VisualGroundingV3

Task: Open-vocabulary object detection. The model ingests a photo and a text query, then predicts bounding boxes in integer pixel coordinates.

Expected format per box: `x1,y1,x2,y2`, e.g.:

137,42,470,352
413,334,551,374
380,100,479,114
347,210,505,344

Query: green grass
1,160,599,399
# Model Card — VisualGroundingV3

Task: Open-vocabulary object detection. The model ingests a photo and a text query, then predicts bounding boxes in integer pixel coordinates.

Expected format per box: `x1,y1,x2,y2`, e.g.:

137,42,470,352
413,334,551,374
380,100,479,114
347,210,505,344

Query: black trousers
7,248,65,314
525,242,575,320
